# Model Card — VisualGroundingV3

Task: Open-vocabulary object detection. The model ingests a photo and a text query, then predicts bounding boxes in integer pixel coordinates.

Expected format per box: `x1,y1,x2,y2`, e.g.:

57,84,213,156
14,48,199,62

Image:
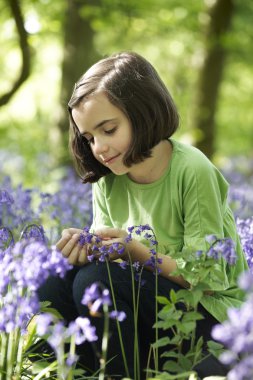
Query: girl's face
72,92,132,175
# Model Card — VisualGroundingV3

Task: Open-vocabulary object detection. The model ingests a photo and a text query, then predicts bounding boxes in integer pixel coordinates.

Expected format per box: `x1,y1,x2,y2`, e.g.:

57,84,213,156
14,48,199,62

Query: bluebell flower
236,217,253,269
81,282,127,322
0,237,72,334
82,282,111,314
39,169,92,234
205,236,237,265
0,189,14,204
124,225,161,273
109,311,126,321
211,271,253,380
68,317,98,344
0,227,14,249
20,223,46,243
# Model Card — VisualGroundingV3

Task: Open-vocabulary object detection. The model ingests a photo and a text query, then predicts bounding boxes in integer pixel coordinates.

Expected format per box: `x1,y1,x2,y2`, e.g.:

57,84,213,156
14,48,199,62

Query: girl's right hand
56,228,89,265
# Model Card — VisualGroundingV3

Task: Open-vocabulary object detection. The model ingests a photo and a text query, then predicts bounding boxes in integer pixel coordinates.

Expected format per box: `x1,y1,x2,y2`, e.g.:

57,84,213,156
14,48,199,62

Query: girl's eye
104,127,117,135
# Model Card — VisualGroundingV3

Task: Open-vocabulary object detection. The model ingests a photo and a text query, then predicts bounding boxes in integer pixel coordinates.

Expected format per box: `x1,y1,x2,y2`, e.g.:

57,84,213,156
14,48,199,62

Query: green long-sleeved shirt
91,139,248,322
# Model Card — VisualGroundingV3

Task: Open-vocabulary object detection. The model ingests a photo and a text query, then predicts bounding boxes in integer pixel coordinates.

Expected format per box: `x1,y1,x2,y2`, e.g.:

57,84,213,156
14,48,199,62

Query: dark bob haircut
68,51,179,183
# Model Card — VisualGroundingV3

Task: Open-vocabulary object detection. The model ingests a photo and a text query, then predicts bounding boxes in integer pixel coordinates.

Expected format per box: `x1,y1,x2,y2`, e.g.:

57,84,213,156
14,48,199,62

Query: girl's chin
108,165,129,176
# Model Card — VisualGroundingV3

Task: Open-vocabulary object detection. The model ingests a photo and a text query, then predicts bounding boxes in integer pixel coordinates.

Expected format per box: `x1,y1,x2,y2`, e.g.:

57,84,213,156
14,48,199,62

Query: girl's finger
60,234,80,257
77,246,88,265
56,233,72,251
67,245,80,264
95,228,123,238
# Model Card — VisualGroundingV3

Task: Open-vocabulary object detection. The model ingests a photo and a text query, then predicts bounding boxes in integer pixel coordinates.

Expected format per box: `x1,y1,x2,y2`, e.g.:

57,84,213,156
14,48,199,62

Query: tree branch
0,0,31,107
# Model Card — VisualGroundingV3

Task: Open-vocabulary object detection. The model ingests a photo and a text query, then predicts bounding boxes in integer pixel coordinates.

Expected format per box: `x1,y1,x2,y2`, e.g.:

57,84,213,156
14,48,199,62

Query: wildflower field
0,157,253,380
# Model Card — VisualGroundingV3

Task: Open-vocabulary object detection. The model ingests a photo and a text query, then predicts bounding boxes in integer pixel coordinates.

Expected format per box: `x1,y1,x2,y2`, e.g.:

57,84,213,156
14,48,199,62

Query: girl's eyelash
105,127,117,135
82,126,117,145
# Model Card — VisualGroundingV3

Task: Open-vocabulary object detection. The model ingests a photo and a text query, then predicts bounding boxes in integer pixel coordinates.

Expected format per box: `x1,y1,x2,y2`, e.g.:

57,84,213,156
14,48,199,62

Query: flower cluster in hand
125,224,162,273
212,271,253,380
78,226,125,262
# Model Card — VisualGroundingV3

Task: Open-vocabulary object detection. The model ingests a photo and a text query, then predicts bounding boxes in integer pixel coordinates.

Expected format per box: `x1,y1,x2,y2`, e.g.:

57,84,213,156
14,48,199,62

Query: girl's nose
92,138,109,155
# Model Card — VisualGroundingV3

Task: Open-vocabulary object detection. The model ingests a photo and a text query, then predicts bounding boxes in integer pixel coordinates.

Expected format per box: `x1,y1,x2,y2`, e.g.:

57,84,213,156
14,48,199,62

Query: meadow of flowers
0,157,253,380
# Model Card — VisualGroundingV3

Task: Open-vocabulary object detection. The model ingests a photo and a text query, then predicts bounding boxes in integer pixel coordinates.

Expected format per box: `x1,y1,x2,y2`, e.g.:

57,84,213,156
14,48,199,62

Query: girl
38,52,248,379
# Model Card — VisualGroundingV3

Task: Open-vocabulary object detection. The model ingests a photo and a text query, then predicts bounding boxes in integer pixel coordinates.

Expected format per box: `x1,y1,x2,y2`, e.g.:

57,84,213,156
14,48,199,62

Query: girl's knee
72,263,109,300
37,276,64,303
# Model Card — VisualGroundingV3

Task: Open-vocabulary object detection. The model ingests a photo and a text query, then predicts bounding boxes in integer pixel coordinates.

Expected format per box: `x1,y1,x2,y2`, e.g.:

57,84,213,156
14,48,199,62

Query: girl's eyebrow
81,118,118,136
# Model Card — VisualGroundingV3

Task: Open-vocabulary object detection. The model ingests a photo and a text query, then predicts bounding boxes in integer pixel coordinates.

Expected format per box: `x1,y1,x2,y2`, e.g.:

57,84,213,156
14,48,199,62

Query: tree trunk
192,0,234,158
57,0,99,164
0,0,31,107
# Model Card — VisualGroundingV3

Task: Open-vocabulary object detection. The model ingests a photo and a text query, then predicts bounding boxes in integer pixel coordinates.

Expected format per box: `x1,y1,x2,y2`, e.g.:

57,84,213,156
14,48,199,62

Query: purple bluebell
124,224,161,272
20,223,46,243
39,169,92,230
0,189,14,204
236,217,253,270
68,317,98,344
0,227,14,249
0,178,39,233
0,238,71,334
82,283,127,323
82,282,111,313
211,271,253,380
205,235,237,265
109,310,126,321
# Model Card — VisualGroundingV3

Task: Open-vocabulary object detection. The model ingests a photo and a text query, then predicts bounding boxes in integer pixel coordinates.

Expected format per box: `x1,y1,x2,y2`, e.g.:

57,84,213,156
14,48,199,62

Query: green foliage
149,236,238,379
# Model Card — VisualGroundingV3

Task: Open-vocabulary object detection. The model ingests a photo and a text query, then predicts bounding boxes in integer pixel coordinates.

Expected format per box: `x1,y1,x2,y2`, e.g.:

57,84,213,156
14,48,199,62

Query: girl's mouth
103,154,120,165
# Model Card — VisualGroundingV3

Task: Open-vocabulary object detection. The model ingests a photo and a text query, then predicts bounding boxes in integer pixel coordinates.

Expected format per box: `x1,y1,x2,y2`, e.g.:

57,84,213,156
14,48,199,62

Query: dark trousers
37,262,227,379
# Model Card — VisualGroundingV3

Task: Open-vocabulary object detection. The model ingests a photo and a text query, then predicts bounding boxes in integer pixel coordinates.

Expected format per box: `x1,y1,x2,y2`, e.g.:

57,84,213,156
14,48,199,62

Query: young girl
38,52,248,379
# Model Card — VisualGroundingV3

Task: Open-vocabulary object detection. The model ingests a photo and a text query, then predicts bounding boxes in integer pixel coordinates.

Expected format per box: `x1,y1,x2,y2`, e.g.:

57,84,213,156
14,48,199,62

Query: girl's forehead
72,93,124,133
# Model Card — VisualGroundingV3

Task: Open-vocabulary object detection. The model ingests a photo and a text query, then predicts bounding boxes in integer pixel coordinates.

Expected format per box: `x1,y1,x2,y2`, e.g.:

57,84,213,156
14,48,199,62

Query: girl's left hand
94,227,128,261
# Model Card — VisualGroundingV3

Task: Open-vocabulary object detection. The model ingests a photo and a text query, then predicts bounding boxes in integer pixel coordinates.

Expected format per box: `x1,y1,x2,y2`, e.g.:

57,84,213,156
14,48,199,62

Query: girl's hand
56,228,90,265
95,227,128,261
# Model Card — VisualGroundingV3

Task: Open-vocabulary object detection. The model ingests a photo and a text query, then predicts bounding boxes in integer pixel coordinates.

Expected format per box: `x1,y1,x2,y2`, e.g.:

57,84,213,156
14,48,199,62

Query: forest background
0,0,253,190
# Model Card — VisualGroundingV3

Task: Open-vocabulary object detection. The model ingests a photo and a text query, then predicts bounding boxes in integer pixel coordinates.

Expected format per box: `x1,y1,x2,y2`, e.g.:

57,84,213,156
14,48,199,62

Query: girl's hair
68,51,179,183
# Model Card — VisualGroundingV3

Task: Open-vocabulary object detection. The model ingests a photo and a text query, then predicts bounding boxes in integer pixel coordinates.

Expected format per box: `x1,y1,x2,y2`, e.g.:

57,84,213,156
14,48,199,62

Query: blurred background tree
0,0,252,188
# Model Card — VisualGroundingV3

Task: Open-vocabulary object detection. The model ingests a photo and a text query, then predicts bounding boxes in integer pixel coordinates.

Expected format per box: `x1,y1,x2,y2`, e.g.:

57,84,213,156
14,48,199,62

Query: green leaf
195,336,204,351
207,340,225,358
182,311,204,322
40,307,64,319
162,360,183,373
152,336,172,349
178,321,196,334
161,351,181,359
178,354,193,370
170,288,177,304
169,335,183,345
175,289,190,301
157,295,171,305
153,319,178,329
191,289,203,307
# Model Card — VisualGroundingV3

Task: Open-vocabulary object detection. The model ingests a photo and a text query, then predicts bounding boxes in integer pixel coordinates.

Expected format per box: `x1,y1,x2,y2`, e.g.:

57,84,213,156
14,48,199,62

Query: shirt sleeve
175,155,231,290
